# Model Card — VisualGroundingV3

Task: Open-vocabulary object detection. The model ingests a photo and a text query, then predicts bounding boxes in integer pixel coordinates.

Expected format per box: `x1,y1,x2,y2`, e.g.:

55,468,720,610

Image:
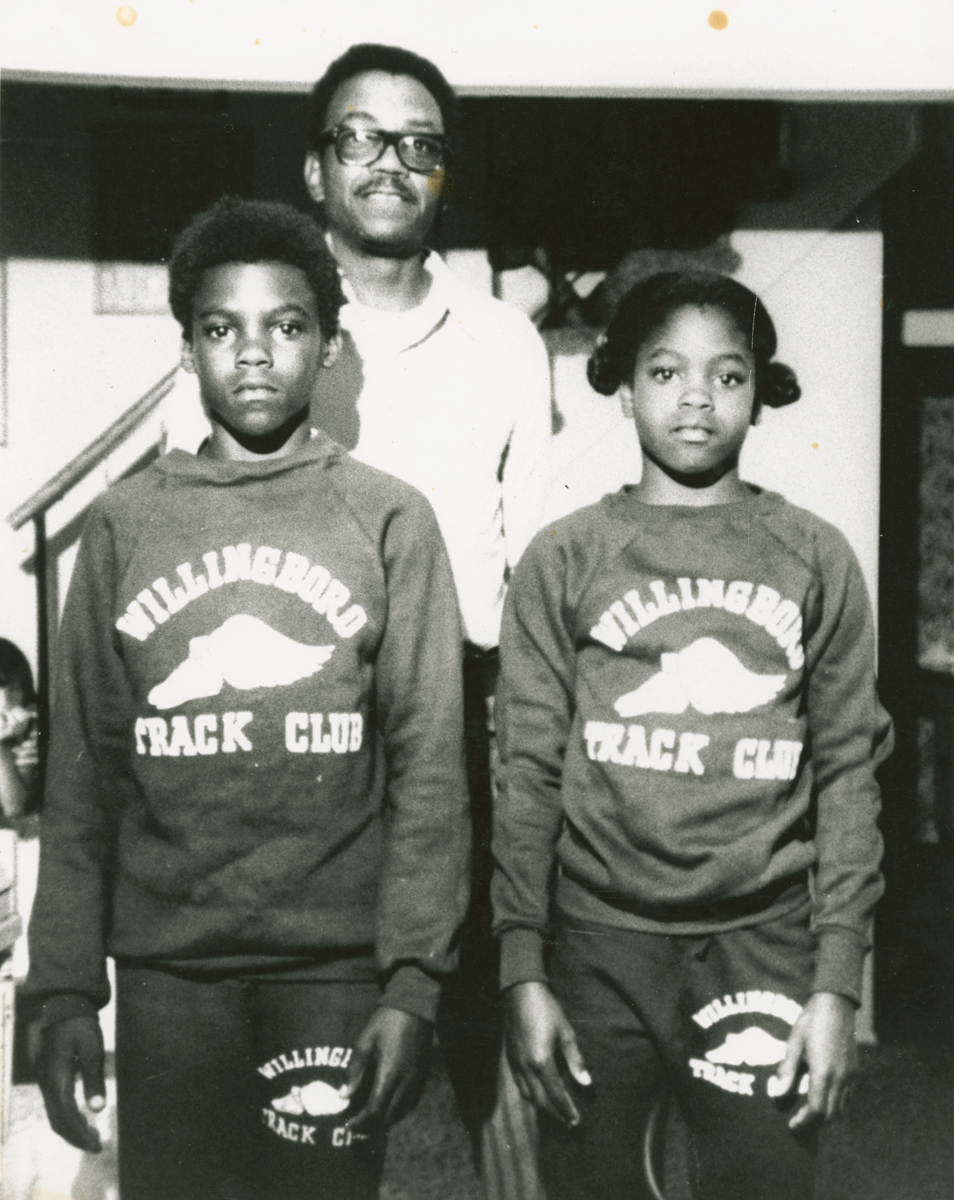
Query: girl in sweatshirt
491,272,892,1200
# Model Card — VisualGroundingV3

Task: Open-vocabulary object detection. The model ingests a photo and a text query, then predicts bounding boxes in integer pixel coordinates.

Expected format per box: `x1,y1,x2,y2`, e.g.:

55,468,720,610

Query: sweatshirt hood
155,428,346,486
601,483,784,524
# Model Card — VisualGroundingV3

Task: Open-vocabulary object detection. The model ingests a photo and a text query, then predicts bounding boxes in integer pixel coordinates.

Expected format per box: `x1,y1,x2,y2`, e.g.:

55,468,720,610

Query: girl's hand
503,981,591,1128
770,991,857,1129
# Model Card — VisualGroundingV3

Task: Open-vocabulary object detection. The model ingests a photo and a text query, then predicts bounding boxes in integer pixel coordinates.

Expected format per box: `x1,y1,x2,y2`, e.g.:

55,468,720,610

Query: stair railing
6,365,180,784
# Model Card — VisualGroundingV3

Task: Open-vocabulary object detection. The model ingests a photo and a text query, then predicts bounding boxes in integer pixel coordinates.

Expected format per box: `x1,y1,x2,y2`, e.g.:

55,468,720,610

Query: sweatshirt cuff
812,926,868,1006
380,965,441,1023
28,993,100,1030
499,927,548,991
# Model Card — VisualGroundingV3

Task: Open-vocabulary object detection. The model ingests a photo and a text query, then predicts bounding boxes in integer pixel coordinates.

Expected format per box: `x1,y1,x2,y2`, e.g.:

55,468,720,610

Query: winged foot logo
259,1046,368,1148
614,638,786,719
689,991,809,1099
148,614,335,710
706,1027,788,1067
272,1079,350,1118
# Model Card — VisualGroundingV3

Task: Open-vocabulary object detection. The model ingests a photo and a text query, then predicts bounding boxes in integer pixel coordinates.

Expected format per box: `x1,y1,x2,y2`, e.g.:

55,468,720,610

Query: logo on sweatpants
688,990,809,1099
272,1080,350,1117
259,1044,368,1149
707,1027,788,1067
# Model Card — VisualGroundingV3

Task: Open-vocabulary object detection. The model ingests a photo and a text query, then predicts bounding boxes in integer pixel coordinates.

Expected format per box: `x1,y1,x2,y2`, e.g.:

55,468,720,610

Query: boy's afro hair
168,196,346,339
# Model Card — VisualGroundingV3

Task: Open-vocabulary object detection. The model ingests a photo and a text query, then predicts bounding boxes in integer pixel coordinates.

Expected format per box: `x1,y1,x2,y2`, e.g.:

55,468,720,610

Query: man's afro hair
168,196,345,339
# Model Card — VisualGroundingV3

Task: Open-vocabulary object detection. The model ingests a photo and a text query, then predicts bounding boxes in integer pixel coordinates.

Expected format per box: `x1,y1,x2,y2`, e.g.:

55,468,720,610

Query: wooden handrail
7,365,180,530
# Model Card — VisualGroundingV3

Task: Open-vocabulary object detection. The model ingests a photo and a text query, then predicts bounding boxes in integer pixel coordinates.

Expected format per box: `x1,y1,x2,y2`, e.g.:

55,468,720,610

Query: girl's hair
0,638,36,706
168,196,345,341
587,271,800,410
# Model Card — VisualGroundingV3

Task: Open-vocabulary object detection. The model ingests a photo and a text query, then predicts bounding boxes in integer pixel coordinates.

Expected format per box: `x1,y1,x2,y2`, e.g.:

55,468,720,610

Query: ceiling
2,0,953,100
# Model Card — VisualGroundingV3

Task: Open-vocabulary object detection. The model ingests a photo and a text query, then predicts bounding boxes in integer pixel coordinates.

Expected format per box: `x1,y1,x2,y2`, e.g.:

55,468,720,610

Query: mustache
356,177,417,202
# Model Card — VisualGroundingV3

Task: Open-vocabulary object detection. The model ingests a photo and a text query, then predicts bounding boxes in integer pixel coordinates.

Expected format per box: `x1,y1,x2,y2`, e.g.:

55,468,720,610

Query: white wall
0,259,183,670
737,231,883,610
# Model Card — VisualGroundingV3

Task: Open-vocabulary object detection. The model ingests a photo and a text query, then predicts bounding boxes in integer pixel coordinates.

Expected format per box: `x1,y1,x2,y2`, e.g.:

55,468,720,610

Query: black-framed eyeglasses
315,127,449,175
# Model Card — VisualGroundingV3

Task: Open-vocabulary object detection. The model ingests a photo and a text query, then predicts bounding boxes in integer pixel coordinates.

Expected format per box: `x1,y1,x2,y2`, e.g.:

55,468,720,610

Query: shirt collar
336,250,453,359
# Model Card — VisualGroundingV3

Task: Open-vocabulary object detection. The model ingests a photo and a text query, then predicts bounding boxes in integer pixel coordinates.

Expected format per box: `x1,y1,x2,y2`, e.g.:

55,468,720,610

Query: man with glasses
303,44,550,662
304,45,551,1200
166,41,551,1200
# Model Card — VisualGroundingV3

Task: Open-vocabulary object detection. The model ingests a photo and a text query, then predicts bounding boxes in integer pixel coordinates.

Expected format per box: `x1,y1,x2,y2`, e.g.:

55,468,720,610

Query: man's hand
342,1007,432,1132
36,1016,106,1152
504,981,591,1128
771,992,857,1130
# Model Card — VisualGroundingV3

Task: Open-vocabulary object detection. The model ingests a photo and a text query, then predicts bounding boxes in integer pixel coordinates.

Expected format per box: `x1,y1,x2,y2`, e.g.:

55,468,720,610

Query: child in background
0,638,39,821
0,637,38,971
491,272,892,1199
25,197,469,1200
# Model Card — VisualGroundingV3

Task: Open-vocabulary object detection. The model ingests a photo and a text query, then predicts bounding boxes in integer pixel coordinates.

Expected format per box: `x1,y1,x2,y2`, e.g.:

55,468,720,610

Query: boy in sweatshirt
26,197,469,1200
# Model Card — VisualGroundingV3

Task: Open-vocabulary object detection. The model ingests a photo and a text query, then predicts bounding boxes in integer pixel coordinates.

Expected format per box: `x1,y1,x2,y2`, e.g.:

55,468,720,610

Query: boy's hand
771,991,857,1129
341,1006,431,1132
36,1016,107,1153
504,981,591,1128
